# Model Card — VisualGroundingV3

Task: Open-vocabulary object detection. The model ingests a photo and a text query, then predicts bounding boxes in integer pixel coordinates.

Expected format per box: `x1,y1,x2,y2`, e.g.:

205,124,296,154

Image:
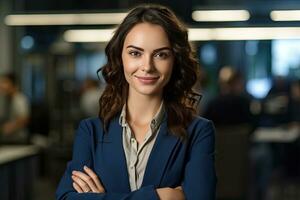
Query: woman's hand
156,186,185,200
71,166,105,193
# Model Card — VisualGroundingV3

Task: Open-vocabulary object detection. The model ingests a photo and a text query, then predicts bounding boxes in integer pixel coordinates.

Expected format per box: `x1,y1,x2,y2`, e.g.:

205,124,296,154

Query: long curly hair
98,4,200,139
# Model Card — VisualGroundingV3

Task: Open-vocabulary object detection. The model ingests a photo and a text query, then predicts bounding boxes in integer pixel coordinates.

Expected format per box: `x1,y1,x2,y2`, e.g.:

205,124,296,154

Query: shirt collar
118,101,165,130
119,104,127,127
150,102,165,131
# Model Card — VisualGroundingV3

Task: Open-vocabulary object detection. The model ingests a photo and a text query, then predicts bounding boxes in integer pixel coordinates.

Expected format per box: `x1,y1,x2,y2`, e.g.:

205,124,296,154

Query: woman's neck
126,91,162,126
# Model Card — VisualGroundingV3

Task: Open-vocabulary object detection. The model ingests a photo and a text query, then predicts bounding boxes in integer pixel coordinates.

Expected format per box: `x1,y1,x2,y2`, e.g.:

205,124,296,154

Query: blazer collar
141,116,180,187
101,115,131,192
102,113,179,190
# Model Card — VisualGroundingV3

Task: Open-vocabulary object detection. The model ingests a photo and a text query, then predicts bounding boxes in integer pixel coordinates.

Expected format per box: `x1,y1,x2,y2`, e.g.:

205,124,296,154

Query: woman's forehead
123,23,171,50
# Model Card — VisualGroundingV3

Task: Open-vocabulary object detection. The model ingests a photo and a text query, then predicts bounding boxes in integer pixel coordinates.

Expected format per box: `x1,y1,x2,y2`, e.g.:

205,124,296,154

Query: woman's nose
141,55,154,72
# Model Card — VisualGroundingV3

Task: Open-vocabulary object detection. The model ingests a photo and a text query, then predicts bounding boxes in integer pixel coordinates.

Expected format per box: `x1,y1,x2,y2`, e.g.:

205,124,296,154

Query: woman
56,4,216,200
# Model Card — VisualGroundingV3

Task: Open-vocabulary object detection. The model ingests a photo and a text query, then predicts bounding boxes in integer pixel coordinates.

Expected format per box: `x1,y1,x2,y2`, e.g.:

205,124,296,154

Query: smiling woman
56,4,216,200
122,23,174,97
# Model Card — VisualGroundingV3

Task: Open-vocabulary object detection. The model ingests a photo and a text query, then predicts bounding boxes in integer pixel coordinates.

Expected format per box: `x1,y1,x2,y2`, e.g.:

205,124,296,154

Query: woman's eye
129,51,141,57
154,52,170,59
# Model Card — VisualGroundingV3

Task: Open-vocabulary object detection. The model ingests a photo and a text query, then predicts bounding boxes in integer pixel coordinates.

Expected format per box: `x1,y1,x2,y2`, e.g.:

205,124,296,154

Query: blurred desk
252,126,300,143
0,145,40,200
0,145,39,164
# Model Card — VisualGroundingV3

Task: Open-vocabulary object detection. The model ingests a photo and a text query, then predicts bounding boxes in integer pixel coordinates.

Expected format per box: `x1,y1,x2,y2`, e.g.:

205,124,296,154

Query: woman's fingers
73,182,84,193
156,187,185,200
175,186,182,190
71,166,105,193
83,166,105,193
72,170,98,192
71,175,91,193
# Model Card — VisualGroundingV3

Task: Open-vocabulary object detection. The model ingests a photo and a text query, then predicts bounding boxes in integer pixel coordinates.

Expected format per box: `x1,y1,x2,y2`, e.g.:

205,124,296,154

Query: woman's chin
131,87,162,97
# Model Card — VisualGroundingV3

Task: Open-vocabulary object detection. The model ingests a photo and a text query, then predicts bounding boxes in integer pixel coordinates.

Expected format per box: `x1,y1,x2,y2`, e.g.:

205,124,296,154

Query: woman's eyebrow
153,47,172,54
126,45,172,53
126,45,144,51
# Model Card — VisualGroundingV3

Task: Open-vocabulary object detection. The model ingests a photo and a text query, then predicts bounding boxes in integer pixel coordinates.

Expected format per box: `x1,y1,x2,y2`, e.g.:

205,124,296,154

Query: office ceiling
9,0,300,25
4,0,300,49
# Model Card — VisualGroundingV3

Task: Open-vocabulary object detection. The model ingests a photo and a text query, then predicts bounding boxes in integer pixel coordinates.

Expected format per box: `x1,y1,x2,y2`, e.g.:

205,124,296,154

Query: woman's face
121,22,174,98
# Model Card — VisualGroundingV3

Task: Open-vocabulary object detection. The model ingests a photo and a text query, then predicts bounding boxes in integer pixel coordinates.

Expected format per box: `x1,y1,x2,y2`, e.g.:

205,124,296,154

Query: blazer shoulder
81,117,103,126
189,116,214,129
187,116,215,140
78,115,121,138
77,117,104,138
79,117,103,128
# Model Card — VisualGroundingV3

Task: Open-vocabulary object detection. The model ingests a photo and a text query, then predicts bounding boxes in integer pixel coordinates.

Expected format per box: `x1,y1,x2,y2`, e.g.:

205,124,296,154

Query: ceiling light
270,10,300,21
63,27,300,42
192,10,250,22
5,13,127,26
189,27,300,41
64,29,115,42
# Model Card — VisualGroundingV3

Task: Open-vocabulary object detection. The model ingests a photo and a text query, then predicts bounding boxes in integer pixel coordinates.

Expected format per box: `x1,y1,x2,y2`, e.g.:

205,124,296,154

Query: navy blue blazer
56,114,216,200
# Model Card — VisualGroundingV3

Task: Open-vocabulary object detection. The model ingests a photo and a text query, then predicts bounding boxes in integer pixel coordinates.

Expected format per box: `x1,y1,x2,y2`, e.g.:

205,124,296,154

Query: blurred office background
0,0,300,199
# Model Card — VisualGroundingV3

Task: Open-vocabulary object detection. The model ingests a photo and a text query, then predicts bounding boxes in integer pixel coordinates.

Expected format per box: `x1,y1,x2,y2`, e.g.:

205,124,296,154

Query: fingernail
84,165,88,170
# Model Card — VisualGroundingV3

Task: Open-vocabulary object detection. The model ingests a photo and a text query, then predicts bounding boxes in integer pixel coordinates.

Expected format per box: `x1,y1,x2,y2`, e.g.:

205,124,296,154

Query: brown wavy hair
98,4,200,139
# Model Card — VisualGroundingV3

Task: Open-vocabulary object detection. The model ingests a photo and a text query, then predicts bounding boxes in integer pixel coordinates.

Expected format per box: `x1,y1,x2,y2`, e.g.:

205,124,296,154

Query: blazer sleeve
55,119,160,200
182,120,217,200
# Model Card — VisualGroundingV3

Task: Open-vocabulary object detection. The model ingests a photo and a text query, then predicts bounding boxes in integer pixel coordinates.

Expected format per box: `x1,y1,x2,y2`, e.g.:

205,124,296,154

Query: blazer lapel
141,118,180,187
99,116,131,192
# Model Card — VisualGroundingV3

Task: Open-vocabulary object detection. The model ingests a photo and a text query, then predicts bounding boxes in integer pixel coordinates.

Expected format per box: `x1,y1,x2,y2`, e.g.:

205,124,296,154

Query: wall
0,0,12,74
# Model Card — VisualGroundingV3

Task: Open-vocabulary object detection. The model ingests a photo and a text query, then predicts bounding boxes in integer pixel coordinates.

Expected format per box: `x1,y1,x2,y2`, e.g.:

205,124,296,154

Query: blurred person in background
260,76,290,126
288,79,300,125
281,79,300,180
80,78,104,118
203,66,253,125
0,73,30,143
203,66,256,199
250,77,298,200
56,4,216,200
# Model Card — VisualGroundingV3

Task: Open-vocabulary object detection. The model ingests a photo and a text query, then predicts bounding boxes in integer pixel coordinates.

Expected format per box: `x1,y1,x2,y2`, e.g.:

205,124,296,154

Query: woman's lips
135,76,159,84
